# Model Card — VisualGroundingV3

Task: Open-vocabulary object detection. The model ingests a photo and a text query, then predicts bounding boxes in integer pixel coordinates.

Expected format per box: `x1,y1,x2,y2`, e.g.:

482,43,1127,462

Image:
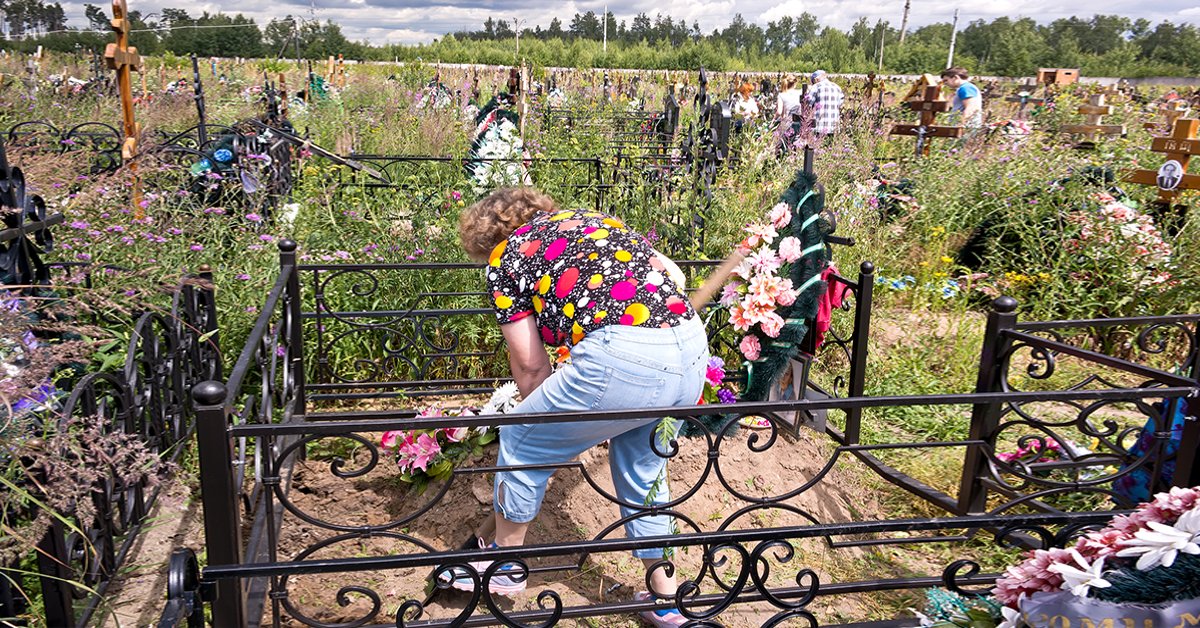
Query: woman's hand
501,316,553,398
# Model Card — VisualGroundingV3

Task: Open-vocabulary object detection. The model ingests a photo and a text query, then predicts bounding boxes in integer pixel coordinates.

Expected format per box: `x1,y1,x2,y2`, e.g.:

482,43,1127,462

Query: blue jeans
495,316,708,558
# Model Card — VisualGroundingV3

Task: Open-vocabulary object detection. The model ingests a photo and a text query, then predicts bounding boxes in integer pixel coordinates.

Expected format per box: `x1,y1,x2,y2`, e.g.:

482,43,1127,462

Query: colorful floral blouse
486,209,694,346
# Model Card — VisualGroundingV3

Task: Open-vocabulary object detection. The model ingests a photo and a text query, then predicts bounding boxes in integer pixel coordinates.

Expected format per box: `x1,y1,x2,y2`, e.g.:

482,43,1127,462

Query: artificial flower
739,335,761,361
1115,506,1200,570
1047,550,1111,597
778,236,803,262
768,203,791,229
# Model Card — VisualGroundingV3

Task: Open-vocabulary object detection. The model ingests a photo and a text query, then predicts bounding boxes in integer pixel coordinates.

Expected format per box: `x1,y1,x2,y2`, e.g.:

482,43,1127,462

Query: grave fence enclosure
157,240,1198,628
1,213,221,627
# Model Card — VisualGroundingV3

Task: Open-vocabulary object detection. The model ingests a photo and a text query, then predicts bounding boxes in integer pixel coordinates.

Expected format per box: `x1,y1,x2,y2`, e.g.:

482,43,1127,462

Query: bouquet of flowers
1063,192,1174,291
991,486,1200,627
697,356,737,406
379,383,520,494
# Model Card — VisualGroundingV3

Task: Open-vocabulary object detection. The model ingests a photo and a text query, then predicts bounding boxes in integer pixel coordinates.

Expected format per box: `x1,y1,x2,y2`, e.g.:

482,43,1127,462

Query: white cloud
60,0,1199,45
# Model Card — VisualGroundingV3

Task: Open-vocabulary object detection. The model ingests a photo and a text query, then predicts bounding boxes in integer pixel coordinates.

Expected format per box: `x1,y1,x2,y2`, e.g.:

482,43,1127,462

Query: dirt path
95,481,204,628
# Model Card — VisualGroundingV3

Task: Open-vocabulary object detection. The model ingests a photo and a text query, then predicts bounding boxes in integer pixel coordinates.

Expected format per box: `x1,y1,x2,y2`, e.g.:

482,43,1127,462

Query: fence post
957,296,1018,515
280,240,305,418
198,264,221,380
843,261,874,444
193,380,245,627
34,519,74,627
1172,334,1200,488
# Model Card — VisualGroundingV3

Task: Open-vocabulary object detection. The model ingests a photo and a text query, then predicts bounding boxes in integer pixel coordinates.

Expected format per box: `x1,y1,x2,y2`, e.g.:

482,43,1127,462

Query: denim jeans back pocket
594,365,665,411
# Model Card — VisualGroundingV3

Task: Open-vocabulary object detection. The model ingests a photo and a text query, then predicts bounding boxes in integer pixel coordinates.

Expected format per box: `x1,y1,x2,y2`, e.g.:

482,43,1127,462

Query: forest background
2,2,1200,78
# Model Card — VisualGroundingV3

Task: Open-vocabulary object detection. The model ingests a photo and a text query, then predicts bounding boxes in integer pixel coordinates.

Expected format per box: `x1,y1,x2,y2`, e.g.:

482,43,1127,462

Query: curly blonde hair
459,187,559,261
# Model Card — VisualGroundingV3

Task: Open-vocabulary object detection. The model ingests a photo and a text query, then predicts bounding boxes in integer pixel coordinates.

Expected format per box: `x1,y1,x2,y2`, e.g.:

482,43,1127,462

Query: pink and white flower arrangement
993,486,1200,609
379,384,520,493
726,205,805,361
1064,193,1175,291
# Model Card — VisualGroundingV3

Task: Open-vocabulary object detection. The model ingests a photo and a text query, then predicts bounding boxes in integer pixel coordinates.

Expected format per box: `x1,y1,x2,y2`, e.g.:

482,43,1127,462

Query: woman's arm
961,95,981,122
501,316,553,398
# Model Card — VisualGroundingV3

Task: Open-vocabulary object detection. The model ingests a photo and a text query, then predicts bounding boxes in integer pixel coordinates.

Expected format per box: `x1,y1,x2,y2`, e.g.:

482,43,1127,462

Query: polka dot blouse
486,209,695,347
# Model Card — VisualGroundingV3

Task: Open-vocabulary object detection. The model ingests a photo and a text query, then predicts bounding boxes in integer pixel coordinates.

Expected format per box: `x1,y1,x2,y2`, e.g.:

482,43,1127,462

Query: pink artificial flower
730,305,753,332
759,311,785,338
740,299,773,326
732,256,756,281
719,282,743,307
747,247,782,276
739,335,761,361
748,275,784,308
776,278,797,306
380,430,404,450
442,426,470,442
399,432,441,472
768,203,791,229
778,236,803,262
744,223,778,247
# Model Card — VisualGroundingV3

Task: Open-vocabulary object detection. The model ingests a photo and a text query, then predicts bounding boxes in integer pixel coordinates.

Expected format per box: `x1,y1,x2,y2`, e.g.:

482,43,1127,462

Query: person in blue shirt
940,67,983,128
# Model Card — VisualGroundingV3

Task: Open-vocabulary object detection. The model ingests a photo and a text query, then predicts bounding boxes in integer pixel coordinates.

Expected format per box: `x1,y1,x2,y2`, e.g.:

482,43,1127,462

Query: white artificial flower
1116,506,1200,570
996,604,1023,628
1048,549,1111,597
481,382,521,415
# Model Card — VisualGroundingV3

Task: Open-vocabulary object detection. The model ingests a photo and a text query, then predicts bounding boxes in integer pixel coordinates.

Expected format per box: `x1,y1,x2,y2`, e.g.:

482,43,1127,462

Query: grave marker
1005,89,1045,120
1124,118,1200,228
1060,93,1125,146
890,84,963,156
1036,68,1079,86
104,0,142,215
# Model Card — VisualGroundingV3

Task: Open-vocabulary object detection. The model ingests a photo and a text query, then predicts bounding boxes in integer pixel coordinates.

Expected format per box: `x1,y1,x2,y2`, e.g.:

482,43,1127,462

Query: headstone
1036,68,1079,86
1124,118,1200,229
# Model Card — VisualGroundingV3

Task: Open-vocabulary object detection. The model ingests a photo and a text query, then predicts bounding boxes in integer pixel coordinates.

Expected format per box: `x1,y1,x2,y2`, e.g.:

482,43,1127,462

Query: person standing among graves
940,67,983,129
452,187,709,627
803,70,845,138
775,74,803,121
732,81,760,131
775,74,804,152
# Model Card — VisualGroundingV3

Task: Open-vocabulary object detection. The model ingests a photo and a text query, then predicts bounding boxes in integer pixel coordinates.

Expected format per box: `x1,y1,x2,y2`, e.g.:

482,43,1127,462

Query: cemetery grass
4,59,1200,625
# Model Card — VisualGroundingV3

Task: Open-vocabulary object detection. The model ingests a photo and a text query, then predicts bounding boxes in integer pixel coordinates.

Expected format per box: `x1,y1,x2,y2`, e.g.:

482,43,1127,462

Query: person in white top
732,82,759,131
775,74,802,120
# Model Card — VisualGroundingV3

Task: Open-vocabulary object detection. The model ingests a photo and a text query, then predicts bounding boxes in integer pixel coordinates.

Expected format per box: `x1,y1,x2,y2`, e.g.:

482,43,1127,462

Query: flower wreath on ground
914,486,1200,627
379,383,521,494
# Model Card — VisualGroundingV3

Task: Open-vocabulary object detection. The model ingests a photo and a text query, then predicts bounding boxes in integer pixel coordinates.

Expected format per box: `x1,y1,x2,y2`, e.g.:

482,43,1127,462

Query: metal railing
156,241,1198,627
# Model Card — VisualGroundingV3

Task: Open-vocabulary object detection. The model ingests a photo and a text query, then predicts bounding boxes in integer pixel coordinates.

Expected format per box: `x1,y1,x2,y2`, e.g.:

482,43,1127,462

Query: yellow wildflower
940,255,953,264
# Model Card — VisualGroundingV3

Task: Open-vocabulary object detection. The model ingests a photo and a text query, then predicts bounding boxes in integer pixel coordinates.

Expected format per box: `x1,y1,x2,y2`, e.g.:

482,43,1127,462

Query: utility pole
946,9,959,68
514,15,520,62
899,0,911,45
877,24,885,70
603,4,608,54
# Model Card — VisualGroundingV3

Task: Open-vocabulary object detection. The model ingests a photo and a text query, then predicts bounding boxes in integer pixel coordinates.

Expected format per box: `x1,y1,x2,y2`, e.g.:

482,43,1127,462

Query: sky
58,0,1200,46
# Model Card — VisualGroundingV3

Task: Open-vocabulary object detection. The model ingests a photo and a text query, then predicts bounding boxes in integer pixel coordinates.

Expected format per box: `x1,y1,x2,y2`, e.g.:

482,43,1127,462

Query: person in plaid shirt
804,70,845,137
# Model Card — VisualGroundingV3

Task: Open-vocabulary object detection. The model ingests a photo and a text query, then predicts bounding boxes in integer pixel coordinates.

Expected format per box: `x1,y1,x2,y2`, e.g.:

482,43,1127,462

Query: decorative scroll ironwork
7,120,123,174
2,271,220,627
160,246,1198,627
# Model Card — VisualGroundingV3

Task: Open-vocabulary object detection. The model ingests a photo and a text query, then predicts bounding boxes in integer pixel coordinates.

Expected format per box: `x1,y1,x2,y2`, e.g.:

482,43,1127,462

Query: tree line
3,6,1199,78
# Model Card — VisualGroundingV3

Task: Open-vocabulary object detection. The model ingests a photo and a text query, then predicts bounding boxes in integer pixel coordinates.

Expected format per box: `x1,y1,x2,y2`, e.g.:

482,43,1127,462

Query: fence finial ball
279,239,298,253
859,261,875,275
993,296,1019,313
192,380,227,406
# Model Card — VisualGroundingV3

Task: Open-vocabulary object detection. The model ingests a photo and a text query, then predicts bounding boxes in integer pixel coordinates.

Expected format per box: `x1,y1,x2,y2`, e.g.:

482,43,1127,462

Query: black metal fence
0,220,221,626
156,241,1198,627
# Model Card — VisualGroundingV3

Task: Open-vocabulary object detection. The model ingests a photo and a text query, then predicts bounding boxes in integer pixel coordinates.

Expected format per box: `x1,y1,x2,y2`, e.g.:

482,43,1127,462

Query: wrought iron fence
1,216,221,626
155,240,1198,627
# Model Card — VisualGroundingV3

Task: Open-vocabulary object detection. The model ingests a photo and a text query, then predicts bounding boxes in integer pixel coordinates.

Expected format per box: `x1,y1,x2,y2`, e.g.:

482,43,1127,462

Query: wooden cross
104,0,142,215
1061,93,1125,145
1005,89,1046,120
1124,118,1200,207
890,84,963,156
